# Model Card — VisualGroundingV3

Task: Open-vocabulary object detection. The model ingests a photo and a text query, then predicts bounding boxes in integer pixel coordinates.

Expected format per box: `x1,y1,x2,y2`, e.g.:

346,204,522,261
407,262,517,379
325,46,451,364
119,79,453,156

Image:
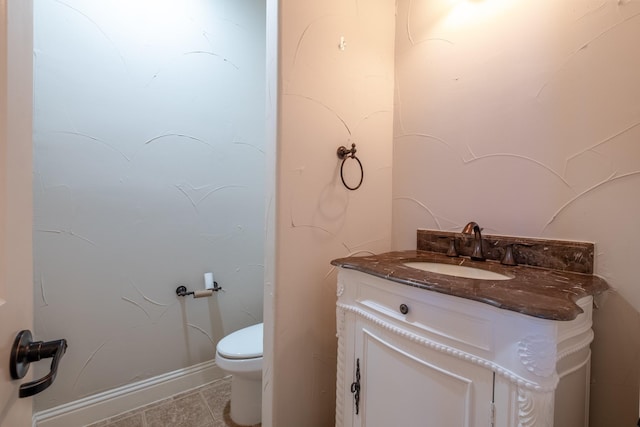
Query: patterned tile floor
87,377,261,427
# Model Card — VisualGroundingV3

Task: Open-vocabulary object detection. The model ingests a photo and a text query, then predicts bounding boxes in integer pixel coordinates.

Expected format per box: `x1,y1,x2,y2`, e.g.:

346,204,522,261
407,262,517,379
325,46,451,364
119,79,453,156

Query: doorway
32,0,267,416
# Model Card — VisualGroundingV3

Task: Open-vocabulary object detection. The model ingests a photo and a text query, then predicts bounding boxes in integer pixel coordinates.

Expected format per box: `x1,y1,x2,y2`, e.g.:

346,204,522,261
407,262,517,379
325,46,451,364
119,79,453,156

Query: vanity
331,229,608,427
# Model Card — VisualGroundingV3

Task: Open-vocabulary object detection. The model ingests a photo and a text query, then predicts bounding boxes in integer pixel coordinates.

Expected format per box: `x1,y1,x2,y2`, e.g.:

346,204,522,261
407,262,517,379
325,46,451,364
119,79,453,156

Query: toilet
215,322,263,426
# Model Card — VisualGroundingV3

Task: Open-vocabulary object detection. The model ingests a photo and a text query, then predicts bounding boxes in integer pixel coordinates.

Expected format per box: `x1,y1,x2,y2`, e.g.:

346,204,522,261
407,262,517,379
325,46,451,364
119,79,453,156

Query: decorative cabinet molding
335,268,594,427
518,335,557,378
335,307,347,427
517,388,555,427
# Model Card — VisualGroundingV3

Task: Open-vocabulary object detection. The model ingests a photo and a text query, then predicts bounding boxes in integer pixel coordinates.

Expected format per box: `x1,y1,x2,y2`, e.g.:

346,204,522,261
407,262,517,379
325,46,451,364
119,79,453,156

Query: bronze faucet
462,221,485,261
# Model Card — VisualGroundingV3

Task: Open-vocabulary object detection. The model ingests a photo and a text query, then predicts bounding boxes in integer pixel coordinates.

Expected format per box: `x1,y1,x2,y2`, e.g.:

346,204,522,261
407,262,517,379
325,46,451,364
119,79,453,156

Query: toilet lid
217,323,263,359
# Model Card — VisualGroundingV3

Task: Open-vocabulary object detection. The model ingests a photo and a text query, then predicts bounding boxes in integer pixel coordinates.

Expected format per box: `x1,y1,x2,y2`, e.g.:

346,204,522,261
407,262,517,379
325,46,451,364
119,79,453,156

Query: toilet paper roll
193,289,214,298
204,272,214,290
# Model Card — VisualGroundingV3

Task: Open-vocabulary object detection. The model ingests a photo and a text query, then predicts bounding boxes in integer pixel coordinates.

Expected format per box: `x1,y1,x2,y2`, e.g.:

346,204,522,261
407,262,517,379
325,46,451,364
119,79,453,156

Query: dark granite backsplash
417,229,594,274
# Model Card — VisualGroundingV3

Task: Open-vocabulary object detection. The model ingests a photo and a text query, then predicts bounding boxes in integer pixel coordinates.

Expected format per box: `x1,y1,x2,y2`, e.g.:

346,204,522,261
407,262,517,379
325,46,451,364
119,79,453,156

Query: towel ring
337,143,364,191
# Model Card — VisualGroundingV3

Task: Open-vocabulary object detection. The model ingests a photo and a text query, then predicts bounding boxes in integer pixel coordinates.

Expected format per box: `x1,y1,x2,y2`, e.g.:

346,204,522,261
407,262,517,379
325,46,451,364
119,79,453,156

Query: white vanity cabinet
335,268,594,427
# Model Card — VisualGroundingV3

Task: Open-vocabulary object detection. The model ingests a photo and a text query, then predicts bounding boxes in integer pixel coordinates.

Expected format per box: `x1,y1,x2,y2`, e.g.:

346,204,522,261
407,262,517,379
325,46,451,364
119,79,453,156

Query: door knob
9,330,68,398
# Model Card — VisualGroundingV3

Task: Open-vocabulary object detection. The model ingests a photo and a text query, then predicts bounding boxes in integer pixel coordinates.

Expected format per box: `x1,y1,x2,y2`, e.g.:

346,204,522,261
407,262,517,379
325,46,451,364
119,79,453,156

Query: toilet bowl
215,322,263,426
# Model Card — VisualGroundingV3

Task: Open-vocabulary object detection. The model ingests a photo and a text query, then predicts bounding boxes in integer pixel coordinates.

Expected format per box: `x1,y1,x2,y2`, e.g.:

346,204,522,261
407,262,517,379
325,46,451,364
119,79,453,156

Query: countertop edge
331,250,609,321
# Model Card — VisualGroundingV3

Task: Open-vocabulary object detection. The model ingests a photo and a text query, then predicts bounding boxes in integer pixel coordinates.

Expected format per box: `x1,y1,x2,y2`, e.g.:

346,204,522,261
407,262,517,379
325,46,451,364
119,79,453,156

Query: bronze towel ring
336,143,363,191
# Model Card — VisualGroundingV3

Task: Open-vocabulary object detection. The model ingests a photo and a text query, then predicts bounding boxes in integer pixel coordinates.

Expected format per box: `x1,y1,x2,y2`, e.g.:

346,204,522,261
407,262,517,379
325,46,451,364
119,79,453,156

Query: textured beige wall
271,0,396,425
392,1,640,425
32,0,266,411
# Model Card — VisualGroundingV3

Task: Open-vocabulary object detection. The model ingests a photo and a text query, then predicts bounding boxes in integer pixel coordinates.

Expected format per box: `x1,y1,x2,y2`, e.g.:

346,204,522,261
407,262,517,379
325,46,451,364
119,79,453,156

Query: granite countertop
331,250,609,321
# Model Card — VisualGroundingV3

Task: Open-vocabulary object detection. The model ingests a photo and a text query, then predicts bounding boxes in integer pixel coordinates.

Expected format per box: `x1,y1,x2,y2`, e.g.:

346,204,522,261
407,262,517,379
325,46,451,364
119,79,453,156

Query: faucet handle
501,245,517,266
446,238,458,257
501,242,535,266
437,236,458,257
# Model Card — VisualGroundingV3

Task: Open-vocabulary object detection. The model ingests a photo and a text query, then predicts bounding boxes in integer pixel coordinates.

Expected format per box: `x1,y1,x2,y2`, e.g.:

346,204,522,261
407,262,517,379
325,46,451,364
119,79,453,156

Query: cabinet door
351,318,494,427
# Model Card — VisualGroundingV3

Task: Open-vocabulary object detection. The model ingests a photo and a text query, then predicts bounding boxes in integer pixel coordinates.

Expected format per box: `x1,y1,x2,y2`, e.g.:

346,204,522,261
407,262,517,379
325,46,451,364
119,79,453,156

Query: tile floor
87,377,261,427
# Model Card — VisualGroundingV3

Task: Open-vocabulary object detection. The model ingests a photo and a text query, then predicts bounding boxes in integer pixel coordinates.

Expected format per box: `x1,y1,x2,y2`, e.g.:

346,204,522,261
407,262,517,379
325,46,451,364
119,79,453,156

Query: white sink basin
403,262,513,281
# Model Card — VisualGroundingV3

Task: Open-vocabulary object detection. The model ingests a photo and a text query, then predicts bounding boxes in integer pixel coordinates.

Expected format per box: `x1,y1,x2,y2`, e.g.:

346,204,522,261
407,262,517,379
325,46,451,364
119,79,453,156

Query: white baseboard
33,360,226,427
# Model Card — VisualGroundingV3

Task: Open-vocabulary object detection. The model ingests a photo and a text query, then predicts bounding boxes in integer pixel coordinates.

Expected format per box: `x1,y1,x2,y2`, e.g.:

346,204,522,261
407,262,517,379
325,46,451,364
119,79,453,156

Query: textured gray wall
33,0,266,411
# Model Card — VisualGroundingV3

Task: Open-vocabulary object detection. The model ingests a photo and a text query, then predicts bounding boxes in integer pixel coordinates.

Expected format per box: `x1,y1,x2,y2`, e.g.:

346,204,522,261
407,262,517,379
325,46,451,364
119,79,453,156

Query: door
352,319,494,427
0,0,34,426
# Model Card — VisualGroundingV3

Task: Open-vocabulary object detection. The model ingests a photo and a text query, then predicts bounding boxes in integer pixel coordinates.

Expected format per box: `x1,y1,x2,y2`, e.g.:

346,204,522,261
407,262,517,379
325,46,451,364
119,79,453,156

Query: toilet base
230,375,262,426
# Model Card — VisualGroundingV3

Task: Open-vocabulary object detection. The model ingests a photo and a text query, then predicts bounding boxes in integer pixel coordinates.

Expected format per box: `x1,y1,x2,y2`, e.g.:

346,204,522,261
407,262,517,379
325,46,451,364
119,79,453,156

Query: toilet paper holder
176,283,222,298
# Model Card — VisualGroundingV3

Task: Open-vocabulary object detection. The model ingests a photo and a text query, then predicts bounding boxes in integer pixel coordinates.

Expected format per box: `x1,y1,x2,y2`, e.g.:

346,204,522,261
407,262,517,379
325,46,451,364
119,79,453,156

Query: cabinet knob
399,304,409,315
